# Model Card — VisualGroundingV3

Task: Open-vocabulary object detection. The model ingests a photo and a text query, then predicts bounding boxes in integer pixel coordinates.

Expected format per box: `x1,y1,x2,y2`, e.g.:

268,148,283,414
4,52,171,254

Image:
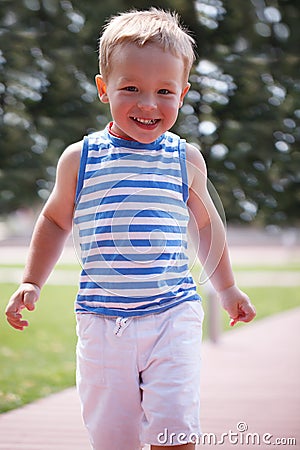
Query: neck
108,122,133,141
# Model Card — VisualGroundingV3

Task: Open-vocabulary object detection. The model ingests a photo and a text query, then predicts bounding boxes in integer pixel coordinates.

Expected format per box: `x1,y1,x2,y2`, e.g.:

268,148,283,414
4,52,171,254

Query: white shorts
76,300,204,450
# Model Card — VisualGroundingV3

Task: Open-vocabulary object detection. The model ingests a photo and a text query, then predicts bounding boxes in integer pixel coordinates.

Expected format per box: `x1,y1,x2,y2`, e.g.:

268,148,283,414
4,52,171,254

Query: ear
95,75,109,103
179,82,190,108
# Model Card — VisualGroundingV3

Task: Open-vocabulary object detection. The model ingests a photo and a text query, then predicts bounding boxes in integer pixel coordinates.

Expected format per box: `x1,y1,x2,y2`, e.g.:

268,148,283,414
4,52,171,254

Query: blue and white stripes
73,127,200,317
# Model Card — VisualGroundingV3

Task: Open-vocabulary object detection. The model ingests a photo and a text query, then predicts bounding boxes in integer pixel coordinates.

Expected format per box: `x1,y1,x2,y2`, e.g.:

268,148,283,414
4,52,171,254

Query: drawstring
113,317,132,336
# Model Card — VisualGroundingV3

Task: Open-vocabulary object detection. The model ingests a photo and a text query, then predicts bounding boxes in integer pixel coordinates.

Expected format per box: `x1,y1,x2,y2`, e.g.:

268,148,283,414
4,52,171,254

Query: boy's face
96,43,190,144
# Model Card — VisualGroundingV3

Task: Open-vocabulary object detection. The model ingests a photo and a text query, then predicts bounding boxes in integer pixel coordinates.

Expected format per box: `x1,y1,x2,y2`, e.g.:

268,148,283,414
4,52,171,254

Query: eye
123,86,138,92
158,88,171,95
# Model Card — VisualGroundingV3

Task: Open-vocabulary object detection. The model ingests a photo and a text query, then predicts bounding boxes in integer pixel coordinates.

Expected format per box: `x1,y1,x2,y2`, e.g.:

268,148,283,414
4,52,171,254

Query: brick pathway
200,308,300,449
0,308,299,449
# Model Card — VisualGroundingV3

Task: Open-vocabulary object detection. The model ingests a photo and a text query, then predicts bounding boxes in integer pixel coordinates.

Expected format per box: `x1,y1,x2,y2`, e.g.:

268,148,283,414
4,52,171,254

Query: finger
230,303,255,326
230,318,238,327
23,291,37,311
5,297,23,314
239,312,255,323
6,312,29,330
7,320,28,331
239,303,256,322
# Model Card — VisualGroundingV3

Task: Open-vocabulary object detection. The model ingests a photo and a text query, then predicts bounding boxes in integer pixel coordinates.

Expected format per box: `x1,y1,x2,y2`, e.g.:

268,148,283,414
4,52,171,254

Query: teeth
133,117,157,125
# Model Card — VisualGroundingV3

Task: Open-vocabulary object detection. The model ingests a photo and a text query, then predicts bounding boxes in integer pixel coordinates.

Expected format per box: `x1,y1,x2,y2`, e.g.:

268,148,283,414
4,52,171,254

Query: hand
5,283,41,331
218,285,256,327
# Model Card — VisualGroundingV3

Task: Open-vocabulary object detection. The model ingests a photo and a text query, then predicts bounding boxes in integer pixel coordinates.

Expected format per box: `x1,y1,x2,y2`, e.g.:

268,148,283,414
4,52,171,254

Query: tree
1,0,299,226
175,0,300,225
0,0,118,213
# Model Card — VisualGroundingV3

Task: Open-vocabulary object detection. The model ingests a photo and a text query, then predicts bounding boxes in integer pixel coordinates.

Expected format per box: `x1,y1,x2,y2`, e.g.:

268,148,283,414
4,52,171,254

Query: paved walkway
0,307,299,449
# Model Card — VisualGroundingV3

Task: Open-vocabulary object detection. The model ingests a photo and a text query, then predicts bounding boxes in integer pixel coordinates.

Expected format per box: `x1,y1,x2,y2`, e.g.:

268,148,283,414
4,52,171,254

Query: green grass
0,283,77,413
0,278,299,414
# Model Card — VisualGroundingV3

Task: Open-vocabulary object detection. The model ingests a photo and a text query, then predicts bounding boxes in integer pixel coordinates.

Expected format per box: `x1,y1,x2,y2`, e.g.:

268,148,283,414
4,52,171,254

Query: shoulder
42,140,84,228
185,143,207,174
56,140,82,175
53,140,83,194
59,140,82,165
185,143,207,190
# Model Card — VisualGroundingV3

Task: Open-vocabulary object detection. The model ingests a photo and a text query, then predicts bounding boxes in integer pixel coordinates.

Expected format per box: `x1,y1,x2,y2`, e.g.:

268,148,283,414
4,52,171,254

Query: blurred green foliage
0,0,299,225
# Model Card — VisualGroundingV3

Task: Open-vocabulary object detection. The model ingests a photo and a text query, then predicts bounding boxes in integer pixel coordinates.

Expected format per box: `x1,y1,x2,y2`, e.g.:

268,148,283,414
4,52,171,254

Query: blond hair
98,8,196,81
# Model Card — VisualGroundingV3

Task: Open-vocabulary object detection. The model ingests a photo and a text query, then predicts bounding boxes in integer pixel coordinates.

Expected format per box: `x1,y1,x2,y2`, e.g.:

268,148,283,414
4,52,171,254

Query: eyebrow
118,77,136,84
118,77,178,88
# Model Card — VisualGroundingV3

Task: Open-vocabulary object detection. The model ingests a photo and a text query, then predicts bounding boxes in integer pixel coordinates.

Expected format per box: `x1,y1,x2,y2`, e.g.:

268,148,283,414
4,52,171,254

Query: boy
5,8,256,450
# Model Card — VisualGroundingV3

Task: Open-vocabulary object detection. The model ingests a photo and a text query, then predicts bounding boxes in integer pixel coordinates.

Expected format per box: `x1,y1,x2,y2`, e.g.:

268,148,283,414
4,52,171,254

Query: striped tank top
73,126,200,317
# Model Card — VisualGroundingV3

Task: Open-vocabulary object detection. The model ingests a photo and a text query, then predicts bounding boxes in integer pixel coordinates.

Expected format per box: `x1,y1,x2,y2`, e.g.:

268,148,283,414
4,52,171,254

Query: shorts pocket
76,314,106,387
170,301,204,359
186,300,205,323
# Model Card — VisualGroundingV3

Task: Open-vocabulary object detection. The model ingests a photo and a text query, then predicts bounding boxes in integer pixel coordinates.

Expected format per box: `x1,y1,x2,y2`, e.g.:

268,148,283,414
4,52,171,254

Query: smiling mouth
131,117,160,125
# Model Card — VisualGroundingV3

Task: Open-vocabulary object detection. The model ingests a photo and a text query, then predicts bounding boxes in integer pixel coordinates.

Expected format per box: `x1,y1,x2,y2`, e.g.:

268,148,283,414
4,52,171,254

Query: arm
186,144,256,326
5,141,82,330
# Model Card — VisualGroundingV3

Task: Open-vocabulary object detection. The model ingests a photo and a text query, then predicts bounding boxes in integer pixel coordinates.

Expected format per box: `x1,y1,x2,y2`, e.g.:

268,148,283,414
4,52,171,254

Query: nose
137,93,157,111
